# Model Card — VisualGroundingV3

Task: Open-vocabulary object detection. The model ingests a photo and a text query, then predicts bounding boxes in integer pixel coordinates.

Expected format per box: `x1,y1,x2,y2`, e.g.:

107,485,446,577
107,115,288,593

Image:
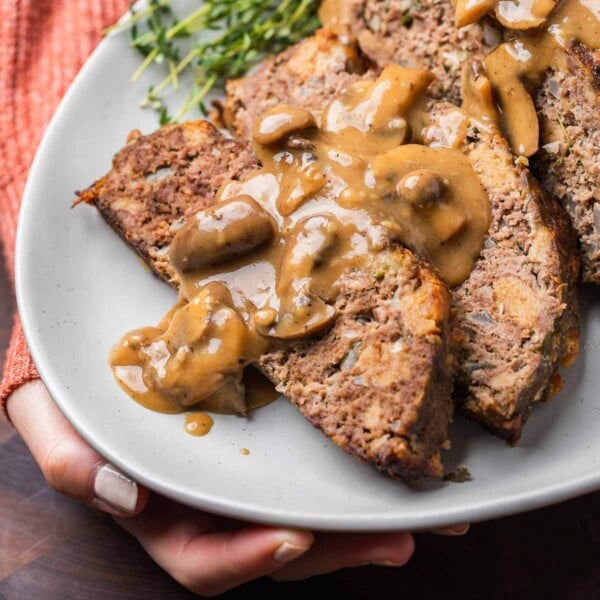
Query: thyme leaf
443,466,473,483
108,0,320,123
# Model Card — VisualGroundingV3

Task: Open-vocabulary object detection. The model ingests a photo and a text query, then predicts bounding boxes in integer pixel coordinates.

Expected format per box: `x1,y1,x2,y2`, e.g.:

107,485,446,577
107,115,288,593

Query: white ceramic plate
16,3,600,532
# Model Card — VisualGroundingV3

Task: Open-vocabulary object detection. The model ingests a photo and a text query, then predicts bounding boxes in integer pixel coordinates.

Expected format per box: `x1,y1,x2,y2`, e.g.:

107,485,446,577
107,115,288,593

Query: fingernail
91,497,131,518
372,559,406,567
93,463,138,515
435,523,470,536
273,541,311,564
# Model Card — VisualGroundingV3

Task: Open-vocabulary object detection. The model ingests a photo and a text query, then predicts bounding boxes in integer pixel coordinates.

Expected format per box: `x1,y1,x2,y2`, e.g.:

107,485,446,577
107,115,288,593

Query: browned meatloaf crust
223,28,375,140
78,121,454,479
428,105,579,442
76,122,258,285
533,46,600,283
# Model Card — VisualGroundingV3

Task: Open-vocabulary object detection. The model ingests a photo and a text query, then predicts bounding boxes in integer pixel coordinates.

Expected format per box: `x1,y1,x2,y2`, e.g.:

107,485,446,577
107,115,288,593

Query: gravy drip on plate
184,412,214,437
460,0,600,156
109,65,491,417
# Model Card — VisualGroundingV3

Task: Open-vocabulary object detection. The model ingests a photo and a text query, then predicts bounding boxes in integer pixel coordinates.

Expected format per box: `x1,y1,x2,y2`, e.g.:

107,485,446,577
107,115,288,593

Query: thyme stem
113,0,321,124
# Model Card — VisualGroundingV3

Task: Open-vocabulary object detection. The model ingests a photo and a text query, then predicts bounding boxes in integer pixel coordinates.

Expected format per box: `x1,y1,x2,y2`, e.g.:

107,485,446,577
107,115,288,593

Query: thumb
7,380,148,516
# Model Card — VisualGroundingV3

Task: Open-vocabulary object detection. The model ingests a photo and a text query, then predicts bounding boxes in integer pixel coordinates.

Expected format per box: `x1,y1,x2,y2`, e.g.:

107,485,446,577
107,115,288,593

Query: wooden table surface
1,259,600,599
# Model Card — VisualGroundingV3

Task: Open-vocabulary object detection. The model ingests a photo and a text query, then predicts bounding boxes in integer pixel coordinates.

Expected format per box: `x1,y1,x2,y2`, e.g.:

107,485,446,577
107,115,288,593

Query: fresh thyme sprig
108,0,320,124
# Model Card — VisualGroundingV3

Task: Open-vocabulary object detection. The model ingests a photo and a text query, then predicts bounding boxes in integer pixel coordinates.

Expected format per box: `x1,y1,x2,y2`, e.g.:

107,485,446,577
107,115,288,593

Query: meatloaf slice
219,31,579,440
222,22,491,141
223,28,375,141
533,46,600,283
79,121,454,479
320,1,600,282
427,105,579,442
318,0,497,103
259,248,452,480
76,121,258,285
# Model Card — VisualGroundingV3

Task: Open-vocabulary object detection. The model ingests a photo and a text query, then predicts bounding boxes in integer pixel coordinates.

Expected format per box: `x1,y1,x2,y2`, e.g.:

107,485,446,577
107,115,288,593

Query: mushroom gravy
109,66,490,416
455,0,561,29
460,0,599,156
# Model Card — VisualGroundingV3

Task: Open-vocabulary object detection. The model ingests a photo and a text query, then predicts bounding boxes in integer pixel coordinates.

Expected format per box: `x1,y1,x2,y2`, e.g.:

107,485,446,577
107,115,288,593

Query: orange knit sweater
0,0,130,415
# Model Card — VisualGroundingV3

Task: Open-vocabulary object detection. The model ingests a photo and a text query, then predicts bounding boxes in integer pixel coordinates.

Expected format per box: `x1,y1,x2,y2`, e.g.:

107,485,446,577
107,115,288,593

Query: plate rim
14,17,600,532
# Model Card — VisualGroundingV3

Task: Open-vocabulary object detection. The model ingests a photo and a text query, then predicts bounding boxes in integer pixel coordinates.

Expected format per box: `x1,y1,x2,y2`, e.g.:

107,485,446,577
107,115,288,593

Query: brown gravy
110,65,491,417
461,0,600,156
317,0,355,37
245,367,280,410
454,0,560,30
184,412,214,437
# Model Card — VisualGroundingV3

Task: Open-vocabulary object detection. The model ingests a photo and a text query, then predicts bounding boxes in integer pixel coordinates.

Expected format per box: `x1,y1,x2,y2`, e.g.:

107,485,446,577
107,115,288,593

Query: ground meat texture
222,17,492,141
353,1,599,284
223,29,375,141
533,46,600,283
259,249,453,480
221,31,580,441
222,14,493,140
432,105,580,443
79,122,454,479
327,0,498,103
334,1,599,282
76,121,258,285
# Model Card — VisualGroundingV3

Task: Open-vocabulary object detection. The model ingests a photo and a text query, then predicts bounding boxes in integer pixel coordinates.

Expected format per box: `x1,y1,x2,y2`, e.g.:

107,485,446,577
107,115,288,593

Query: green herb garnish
443,466,473,483
108,0,320,123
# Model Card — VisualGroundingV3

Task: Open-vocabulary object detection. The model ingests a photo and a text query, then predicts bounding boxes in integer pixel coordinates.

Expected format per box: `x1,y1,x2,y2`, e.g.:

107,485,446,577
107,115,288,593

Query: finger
432,523,470,536
272,530,415,581
7,380,148,516
115,497,314,596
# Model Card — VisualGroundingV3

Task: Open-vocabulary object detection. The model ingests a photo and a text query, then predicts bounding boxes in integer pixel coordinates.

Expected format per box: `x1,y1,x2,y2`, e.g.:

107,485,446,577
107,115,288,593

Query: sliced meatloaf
426,105,579,442
222,22,491,140
223,28,375,141
319,0,600,282
319,0,497,103
76,121,258,285
79,121,454,479
533,46,600,283
220,31,580,440
259,248,452,479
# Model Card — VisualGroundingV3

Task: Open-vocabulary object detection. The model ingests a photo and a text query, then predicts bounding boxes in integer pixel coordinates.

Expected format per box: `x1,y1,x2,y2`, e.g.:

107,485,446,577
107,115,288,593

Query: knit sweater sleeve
1,318,39,417
0,0,130,417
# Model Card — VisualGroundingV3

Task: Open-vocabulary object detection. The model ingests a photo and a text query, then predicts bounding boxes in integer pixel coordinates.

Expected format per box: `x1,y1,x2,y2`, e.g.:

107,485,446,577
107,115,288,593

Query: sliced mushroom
110,282,263,415
258,296,336,340
197,377,247,417
256,215,341,340
397,169,447,207
322,65,433,153
495,0,557,30
169,195,275,273
453,0,557,29
278,214,341,291
253,105,317,146
485,44,540,157
454,0,496,28
461,59,501,127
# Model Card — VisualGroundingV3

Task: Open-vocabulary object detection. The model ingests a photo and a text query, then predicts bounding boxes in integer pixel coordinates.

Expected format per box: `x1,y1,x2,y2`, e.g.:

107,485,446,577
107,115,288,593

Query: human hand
7,380,466,596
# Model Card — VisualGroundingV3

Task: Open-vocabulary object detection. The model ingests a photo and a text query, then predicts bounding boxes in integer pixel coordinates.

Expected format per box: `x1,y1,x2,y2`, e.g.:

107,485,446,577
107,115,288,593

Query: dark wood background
1,256,600,600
